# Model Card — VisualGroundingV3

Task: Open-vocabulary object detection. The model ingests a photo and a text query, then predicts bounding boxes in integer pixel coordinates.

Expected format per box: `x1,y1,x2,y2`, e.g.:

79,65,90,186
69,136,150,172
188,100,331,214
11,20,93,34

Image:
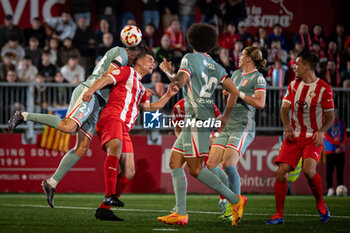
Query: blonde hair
244,46,267,68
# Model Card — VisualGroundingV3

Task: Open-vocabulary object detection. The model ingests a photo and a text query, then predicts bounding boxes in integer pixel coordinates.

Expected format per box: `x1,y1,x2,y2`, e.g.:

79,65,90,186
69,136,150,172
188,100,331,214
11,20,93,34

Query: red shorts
275,137,322,170
96,118,133,153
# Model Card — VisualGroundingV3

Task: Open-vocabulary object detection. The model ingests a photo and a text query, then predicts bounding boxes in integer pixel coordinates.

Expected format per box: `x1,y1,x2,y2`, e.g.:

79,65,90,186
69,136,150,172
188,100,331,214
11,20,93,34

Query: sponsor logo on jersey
309,91,316,98
197,98,214,104
242,79,249,86
257,76,266,85
78,112,84,119
203,60,216,70
112,69,121,75
181,58,188,67
295,100,308,111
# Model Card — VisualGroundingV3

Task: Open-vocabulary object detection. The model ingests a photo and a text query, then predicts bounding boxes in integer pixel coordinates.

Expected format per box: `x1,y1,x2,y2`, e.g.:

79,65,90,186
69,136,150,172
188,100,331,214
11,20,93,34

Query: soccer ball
120,25,142,47
336,185,348,196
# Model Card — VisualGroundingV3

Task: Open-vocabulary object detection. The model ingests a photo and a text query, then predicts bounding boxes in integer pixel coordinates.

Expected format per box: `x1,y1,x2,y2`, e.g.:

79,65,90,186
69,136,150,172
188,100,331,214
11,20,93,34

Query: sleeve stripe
220,75,228,83
282,99,291,104
108,74,117,85
254,88,266,92
179,69,191,77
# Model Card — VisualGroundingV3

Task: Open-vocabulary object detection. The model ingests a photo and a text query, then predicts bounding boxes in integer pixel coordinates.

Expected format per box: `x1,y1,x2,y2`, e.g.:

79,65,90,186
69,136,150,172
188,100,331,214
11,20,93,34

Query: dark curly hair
186,23,217,52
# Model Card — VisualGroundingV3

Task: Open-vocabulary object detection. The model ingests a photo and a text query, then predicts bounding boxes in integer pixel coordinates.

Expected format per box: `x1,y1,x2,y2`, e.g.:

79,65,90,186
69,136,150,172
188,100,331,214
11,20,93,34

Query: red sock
115,173,131,198
274,180,287,217
104,155,119,197
99,201,111,210
307,172,325,204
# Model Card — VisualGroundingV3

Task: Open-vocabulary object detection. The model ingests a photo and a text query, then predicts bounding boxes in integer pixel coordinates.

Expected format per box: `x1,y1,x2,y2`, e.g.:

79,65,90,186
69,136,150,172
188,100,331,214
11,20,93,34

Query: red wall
0,0,343,36
244,0,342,35
1,133,349,195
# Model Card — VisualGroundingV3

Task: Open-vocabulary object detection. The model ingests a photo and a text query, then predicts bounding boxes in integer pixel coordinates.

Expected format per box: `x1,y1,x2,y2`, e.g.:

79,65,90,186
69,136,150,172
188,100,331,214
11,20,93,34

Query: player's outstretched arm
237,90,266,109
159,59,189,88
82,75,115,102
142,83,179,111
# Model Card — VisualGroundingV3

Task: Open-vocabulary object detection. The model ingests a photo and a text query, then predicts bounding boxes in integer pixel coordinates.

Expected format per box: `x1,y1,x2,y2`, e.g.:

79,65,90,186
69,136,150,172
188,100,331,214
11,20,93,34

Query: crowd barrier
1,83,349,143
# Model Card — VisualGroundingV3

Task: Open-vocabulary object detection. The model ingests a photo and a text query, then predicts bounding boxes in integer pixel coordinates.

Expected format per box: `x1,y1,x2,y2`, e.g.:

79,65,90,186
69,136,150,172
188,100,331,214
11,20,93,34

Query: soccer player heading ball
8,35,148,208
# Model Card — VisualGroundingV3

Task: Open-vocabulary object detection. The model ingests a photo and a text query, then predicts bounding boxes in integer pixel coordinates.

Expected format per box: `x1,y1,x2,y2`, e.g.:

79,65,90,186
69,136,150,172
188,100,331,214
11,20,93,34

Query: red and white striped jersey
282,78,334,138
173,98,221,123
99,66,149,131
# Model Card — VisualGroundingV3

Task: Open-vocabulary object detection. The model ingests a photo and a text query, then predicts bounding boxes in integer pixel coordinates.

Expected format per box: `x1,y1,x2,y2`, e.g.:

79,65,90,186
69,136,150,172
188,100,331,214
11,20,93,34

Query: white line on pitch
1,204,350,219
152,229,179,231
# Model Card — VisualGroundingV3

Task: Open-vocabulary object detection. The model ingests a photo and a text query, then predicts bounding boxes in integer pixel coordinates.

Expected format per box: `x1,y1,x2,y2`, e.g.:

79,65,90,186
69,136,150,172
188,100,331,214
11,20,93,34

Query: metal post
24,83,36,144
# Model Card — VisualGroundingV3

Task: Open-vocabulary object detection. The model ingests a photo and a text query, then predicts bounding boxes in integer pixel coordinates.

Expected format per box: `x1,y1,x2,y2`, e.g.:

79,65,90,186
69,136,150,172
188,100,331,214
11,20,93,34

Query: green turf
0,194,349,233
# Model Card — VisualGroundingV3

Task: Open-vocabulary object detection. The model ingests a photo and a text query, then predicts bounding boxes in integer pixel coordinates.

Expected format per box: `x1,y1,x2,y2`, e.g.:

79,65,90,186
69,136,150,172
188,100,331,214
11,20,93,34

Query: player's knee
205,159,217,169
59,118,78,134
302,168,316,179
276,167,289,181
107,139,122,156
188,167,201,178
222,160,234,168
169,158,183,169
169,160,176,169
74,143,89,158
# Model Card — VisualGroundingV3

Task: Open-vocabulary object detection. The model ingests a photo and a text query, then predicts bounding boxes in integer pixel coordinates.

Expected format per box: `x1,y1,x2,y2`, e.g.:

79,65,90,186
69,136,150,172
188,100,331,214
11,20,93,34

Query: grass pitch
0,194,349,233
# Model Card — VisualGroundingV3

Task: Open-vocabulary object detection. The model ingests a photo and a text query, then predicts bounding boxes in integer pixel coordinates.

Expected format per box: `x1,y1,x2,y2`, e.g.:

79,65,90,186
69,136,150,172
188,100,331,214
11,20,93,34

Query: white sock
22,112,28,121
48,177,58,188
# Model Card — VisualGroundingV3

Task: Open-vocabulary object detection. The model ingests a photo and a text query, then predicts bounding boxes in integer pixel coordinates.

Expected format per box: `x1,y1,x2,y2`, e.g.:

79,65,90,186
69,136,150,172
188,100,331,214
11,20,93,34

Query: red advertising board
1,133,349,195
0,0,343,36
0,0,69,28
244,0,342,35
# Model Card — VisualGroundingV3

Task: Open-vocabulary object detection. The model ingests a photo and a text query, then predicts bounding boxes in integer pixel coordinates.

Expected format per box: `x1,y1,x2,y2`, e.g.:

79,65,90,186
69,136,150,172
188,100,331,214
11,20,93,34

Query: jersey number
199,72,218,98
80,103,91,116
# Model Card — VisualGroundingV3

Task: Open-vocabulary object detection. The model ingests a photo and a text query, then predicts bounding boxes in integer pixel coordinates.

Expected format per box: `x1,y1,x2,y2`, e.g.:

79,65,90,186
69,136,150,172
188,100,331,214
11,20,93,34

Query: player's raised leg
41,90,100,207
42,130,89,208
186,157,246,226
8,84,91,134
